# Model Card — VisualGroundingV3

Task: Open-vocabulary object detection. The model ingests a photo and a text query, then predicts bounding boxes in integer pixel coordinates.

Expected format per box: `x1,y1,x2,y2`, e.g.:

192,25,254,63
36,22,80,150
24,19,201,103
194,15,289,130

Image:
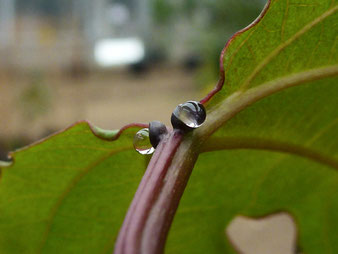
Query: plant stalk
114,130,199,254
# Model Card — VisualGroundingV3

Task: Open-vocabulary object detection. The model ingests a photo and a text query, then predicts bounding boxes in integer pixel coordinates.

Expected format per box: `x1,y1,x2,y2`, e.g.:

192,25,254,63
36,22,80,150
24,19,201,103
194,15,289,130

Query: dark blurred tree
151,0,265,87
152,0,175,25
16,0,70,17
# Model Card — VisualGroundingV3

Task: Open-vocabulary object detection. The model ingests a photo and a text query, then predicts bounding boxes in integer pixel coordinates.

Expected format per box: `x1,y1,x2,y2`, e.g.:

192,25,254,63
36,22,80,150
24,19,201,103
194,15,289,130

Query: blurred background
0,0,265,159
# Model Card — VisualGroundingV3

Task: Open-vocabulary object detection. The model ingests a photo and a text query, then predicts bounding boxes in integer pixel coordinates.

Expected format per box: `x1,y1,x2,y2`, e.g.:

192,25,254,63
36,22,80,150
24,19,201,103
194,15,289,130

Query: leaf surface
0,0,337,253
0,122,145,254
168,80,338,253
167,0,338,253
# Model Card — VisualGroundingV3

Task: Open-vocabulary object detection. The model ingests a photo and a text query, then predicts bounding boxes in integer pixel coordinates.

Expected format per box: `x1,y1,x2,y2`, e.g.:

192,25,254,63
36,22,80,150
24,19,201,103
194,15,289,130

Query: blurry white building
0,0,151,71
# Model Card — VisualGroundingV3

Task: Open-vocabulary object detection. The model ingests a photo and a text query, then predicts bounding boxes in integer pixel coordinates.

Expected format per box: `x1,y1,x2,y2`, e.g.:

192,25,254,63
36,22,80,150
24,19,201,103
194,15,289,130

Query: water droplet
171,101,206,131
133,128,155,155
149,121,168,148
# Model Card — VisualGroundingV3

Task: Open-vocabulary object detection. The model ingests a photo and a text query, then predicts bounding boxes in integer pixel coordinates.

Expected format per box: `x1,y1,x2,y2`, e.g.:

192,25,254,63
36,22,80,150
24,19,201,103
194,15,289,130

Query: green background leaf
0,0,337,253
0,122,145,253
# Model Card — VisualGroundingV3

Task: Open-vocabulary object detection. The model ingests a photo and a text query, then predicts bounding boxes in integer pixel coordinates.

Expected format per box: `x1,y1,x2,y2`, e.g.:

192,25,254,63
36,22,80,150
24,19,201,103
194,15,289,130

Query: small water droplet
133,128,155,155
149,121,168,148
171,101,206,130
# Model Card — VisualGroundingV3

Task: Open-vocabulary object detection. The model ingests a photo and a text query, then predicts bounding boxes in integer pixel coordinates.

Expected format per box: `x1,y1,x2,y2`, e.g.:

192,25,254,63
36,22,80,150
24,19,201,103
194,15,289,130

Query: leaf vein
281,0,289,41
202,136,338,170
37,146,131,253
240,5,338,90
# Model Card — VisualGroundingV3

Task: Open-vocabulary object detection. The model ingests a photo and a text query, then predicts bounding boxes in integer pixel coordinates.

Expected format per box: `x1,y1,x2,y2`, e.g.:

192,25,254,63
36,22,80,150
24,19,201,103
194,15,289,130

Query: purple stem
114,129,199,254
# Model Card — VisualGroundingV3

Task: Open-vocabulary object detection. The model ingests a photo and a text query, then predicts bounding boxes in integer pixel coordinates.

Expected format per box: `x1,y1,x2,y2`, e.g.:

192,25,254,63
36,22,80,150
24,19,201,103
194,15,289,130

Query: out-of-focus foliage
19,72,51,120
152,0,265,87
16,0,70,16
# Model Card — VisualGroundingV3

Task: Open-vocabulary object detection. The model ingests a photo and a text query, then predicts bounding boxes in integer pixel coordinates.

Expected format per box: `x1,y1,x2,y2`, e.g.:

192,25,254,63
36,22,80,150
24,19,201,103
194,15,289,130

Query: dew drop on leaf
171,101,206,130
133,128,155,155
149,121,168,149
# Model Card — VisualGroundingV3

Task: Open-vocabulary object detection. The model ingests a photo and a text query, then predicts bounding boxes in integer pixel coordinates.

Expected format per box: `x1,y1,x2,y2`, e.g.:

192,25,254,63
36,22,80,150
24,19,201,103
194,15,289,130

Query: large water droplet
133,128,155,155
171,101,206,130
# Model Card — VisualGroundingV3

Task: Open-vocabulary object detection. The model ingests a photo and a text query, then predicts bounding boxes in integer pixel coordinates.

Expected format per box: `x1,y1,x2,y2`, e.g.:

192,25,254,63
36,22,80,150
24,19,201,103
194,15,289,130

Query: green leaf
167,0,338,253
0,122,145,253
0,0,337,253
207,0,337,104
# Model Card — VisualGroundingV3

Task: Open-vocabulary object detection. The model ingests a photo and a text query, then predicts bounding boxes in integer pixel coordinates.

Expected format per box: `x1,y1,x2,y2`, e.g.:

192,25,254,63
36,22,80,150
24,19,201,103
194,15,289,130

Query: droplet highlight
171,101,206,131
133,128,155,155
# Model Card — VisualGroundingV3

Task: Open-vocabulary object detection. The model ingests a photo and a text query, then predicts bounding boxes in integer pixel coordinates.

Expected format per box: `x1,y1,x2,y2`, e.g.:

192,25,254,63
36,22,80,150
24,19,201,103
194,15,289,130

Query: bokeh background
0,0,265,159
0,1,297,253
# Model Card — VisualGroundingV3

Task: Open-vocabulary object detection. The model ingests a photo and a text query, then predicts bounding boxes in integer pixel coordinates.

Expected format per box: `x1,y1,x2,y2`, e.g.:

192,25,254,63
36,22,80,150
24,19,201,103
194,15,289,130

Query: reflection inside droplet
133,128,155,155
172,101,206,128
